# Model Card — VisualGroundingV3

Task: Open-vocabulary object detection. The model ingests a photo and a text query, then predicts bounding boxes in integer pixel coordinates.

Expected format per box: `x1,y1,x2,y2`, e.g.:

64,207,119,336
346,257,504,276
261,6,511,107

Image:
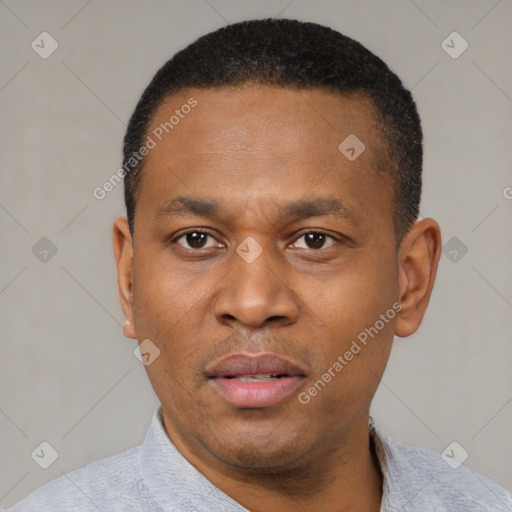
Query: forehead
150,85,386,157
137,85,394,227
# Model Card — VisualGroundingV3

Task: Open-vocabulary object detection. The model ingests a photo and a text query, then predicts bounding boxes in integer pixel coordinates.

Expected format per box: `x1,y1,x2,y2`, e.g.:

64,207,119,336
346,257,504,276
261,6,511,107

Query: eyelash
171,228,339,251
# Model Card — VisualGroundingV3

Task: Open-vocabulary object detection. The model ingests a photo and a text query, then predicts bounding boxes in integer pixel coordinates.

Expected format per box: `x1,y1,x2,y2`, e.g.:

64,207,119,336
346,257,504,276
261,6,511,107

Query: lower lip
209,376,304,408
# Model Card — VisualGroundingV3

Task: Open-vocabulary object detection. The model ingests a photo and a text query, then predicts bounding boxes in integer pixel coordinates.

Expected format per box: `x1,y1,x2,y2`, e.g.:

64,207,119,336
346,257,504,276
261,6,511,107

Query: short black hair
123,18,422,242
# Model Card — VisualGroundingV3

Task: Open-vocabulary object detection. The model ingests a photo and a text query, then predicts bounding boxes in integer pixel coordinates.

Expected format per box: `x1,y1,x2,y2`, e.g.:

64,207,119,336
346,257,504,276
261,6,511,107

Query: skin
113,85,441,512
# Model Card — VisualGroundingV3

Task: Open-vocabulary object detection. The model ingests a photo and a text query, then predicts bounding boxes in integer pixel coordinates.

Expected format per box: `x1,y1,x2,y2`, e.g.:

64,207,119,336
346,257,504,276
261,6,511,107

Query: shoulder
399,443,510,510
373,422,512,511
6,445,154,511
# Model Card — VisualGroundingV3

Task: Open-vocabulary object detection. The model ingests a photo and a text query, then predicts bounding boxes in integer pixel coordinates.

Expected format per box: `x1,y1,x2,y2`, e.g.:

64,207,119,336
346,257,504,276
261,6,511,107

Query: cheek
131,252,221,381
132,248,209,329
297,249,398,405
304,252,398,340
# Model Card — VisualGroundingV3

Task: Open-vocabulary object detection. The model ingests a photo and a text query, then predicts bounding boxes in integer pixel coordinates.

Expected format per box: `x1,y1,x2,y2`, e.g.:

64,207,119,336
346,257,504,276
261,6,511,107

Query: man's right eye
173,230,221,250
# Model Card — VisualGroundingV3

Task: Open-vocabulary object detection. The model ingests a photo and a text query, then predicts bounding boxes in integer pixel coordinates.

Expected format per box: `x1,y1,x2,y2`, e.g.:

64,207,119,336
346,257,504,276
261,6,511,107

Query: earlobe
122,320,136,339
394,218,442,338
113,217,137,340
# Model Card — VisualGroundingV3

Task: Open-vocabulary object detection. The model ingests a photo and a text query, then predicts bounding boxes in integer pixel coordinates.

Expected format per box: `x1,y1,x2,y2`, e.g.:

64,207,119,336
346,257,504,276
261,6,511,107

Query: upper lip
206,353,307,378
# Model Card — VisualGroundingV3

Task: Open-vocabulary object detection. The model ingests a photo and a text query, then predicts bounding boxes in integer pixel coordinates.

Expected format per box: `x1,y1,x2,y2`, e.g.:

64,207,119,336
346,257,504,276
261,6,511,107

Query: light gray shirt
7,406,512,511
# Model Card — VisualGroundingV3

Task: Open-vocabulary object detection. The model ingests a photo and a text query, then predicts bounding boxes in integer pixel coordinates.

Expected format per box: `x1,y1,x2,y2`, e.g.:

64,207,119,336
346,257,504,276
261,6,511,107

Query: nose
213,244,300,329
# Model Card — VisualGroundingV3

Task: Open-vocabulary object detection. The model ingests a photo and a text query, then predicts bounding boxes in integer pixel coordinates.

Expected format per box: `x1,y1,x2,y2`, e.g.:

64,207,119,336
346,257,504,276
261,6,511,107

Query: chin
202,424,316,474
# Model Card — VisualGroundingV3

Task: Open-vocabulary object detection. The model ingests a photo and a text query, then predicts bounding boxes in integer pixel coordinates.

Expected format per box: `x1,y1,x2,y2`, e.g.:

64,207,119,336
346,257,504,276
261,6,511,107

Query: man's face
123,86,402,470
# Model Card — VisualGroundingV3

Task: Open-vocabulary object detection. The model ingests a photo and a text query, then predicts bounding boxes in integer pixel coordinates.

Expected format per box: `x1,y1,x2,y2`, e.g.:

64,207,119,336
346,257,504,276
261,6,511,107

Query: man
9,18,511,512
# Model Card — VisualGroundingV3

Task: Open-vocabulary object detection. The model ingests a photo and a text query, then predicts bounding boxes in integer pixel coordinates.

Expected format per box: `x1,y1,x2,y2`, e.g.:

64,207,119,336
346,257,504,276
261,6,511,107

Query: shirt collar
139,406,247,510
369,415,427,511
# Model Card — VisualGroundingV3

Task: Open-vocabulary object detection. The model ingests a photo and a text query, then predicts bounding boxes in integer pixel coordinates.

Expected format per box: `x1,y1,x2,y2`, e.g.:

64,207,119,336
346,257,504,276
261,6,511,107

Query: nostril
267,315,286,323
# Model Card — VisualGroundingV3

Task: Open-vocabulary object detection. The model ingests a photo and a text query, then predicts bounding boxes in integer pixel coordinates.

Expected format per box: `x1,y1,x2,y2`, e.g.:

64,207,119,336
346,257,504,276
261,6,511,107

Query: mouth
206,353,307,408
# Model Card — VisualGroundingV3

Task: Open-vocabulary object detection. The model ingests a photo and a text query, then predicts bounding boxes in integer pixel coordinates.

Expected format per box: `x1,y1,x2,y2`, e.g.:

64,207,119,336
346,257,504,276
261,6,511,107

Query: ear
113,217,137,339
395,218,442,338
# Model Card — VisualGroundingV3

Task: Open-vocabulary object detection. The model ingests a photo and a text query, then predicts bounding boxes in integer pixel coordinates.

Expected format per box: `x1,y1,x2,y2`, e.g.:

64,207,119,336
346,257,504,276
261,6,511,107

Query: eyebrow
155,195,357,223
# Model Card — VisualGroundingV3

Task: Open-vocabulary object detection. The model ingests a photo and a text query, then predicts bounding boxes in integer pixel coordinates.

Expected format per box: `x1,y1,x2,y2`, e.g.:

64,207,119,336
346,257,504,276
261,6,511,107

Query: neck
228,433,382,511
163,410,383,512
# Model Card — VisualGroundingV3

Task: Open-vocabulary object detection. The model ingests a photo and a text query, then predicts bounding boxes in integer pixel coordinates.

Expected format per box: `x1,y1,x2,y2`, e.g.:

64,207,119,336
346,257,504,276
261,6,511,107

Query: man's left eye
291,232,337,250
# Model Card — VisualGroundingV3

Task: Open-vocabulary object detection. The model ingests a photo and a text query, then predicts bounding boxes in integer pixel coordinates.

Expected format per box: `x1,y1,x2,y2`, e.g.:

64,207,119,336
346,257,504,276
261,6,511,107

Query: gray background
1,0,511,507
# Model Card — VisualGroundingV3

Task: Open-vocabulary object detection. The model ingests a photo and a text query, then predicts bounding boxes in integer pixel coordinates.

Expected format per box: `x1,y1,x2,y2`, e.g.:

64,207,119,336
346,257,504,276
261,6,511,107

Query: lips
206,353,306,408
